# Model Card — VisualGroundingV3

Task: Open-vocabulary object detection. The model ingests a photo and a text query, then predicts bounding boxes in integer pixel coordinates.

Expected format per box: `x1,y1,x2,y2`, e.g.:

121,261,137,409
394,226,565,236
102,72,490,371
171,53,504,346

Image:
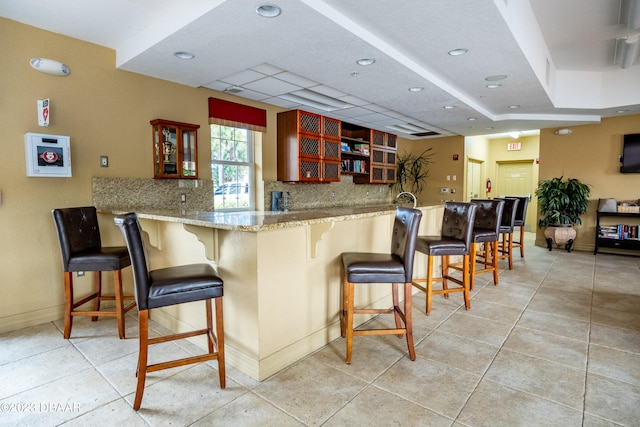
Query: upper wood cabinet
277,110,341,182
151,119,200,179
277,110,397,184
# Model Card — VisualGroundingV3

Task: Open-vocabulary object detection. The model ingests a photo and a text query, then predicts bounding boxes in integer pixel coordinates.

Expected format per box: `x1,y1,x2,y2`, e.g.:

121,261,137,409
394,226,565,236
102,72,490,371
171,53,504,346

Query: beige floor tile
324,385,453,427
192,391,304,426
0,368,121,426
517,308,590,341
588,344,640,386
584,373,640,426
582,413,623,427
457,299,523,325
592,290,640,315
503,326,588,369
416,330,500,376
591,306,640,332
0,322,69,365
437,312,514,347
0,345,93,400
589,323,640,354
253,357,368,427
310,334,406,383
526,287,592,322
471,283,536,309
95,340,197,396
62,398,148,426
130,364,245,425
457,379,583,427
484,348,586,409
373,357,480,419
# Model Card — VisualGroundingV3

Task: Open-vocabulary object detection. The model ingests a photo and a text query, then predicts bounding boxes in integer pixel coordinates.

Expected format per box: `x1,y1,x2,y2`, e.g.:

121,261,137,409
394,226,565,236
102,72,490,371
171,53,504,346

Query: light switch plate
100,156,108,167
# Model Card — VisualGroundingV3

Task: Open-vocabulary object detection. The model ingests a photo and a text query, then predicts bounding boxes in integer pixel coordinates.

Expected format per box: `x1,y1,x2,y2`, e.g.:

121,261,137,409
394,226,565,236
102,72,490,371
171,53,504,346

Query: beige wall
0,19,281,331
396,135,466,205
536,116,640,250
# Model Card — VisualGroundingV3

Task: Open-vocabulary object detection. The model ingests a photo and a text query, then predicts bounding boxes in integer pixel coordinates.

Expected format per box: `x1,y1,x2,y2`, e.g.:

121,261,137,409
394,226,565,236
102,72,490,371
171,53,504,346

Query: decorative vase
544,225,576,252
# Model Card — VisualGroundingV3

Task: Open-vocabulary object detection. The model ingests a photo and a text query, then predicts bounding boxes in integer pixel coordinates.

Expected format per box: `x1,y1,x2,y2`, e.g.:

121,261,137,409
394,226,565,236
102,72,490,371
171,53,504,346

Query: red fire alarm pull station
453,154,459,160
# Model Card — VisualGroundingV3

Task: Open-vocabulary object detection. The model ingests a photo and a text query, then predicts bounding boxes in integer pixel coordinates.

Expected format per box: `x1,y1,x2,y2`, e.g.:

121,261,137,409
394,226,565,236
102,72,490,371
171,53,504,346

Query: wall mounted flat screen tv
620,133,640,173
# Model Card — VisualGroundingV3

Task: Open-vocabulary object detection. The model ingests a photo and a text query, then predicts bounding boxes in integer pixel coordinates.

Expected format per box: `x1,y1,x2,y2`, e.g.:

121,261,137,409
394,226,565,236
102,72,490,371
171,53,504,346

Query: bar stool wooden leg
92,271,102,322
463,254,471,310
345,280,355,364
211,298,226,389
114,270,125,339
442,256,450,298
392,283,402,336
403,282,416,361
63,272,74,339
491,241,499,285
134,310,149,411
469,242,477,290
507,232,514,269
519,226,525,257
426,255,434,315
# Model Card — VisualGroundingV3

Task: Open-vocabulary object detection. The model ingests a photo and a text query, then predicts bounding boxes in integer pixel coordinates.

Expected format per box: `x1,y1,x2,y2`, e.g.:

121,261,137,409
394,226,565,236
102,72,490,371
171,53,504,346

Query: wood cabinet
277,110,341,182
151,119,199,179
342,123,397,184
277,110,397,184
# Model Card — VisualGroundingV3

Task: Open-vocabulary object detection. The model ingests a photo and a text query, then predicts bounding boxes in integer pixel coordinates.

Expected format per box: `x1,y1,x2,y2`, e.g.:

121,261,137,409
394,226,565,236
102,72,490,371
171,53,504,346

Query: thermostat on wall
24,132,72,177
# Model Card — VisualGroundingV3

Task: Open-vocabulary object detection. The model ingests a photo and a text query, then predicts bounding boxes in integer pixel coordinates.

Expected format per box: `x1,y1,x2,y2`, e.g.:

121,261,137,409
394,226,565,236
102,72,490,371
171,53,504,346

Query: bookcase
595,210,640,255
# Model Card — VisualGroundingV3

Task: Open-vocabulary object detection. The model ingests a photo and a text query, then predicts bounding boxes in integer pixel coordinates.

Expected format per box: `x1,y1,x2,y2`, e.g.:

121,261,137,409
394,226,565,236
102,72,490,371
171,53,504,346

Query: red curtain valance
208,97,267,132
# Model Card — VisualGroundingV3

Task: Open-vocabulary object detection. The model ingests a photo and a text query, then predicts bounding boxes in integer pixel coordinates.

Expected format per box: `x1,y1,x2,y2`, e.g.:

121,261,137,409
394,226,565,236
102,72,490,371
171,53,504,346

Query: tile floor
1,234,639,426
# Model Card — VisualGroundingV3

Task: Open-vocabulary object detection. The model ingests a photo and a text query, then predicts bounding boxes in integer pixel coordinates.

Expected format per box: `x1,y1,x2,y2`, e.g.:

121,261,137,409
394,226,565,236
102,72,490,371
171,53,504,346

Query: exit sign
507,142,521,151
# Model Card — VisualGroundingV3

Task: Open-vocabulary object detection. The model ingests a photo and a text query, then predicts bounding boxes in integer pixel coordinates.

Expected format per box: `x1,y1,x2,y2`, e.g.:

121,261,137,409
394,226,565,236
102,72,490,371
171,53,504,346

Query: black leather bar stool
114,213,225,410
467,199,505,290
340,207,422,364
508,196,529,257
412,202,477,315
52,207,135,339
495,198,519,270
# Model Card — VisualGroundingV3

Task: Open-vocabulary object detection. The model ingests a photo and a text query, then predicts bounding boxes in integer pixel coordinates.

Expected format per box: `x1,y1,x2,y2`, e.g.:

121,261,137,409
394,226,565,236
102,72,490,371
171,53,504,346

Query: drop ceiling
2,0,639,139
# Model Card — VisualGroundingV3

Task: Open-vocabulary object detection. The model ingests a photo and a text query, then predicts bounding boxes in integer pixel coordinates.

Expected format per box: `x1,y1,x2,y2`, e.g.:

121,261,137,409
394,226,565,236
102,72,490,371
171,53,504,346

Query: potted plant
534,176,591,252
391,148,434,205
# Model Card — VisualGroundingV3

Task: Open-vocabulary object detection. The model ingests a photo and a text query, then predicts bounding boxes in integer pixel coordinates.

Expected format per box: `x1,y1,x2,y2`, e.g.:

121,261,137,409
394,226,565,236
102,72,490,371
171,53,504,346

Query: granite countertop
99,203,442,232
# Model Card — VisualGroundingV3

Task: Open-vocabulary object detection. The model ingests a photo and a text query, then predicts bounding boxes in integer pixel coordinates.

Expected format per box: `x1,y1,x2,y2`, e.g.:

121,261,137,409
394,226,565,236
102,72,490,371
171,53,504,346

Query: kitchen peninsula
98,203,444,380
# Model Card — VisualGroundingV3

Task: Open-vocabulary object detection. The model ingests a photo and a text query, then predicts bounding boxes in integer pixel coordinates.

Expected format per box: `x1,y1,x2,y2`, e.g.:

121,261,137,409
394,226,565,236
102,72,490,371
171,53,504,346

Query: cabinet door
299,158,321,181
322,117,341,140
323,160,340,182
323,139,341,161
298,111,322,135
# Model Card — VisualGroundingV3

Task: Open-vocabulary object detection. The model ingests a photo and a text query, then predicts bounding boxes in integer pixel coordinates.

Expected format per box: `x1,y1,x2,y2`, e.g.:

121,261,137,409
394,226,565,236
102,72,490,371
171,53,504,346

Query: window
211,124,254,210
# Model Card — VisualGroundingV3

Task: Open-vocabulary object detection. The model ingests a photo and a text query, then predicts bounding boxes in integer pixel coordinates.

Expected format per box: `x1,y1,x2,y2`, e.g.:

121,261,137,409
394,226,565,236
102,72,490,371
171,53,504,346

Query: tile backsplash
93,175,395,212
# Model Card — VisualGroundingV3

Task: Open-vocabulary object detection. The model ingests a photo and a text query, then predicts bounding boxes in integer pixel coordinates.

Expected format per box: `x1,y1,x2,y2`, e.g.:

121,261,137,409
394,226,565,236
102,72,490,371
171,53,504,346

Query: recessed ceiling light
616,109,629,113
509,105,520,109
448,48,468,56
356,58,375,66
174,51,194,60
486,83,502,89
467,117,478,121
256,4,282,18
443,105,456,109
408,87,424,92
485,74,507,81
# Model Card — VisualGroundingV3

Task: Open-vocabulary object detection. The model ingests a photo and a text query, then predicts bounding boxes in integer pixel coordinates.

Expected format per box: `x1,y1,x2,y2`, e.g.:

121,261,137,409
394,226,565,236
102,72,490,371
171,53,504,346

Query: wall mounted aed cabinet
151,119,199,179
277,110,341,182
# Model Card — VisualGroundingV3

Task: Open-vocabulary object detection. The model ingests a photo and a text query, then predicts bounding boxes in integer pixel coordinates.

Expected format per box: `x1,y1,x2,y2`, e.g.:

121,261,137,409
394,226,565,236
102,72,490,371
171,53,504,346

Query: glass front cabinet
151,119,200,179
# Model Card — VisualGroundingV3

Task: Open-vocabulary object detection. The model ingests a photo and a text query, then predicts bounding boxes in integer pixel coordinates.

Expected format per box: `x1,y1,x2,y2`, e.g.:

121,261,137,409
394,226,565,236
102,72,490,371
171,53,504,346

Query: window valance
208,97,267,132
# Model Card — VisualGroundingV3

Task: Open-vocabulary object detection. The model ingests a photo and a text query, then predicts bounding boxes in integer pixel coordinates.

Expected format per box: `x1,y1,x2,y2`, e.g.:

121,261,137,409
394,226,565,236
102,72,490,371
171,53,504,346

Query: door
496,161,534,231
466,159,483,200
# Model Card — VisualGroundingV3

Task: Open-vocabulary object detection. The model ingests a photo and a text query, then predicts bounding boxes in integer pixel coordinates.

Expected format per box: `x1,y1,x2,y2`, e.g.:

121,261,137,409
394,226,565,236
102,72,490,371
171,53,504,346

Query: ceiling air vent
411,131,440,137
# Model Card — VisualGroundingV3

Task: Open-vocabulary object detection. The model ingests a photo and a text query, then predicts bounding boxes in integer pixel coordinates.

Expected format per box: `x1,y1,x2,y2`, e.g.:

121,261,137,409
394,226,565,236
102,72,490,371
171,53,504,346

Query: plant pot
544,225,576,252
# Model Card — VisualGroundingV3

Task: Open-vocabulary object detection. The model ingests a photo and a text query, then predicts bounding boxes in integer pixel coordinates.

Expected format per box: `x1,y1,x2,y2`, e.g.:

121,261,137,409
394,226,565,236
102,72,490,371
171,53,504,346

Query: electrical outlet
100,156,108,167
180,193,186,203
440,187,449,194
